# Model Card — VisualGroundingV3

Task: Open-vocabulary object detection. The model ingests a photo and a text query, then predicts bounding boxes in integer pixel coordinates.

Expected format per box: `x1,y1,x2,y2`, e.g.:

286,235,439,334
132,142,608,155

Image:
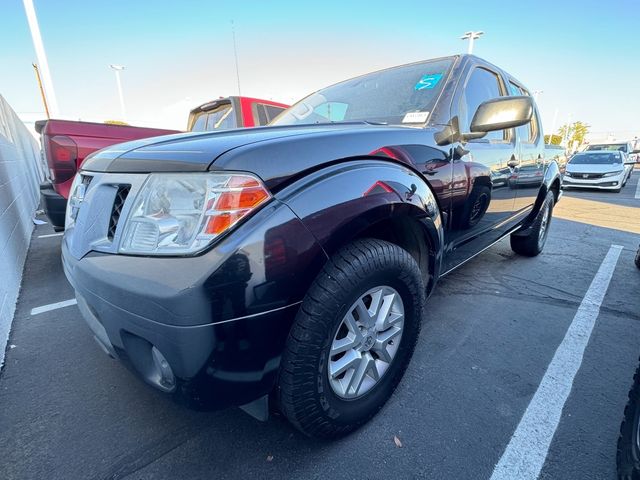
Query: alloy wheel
328,286,404,399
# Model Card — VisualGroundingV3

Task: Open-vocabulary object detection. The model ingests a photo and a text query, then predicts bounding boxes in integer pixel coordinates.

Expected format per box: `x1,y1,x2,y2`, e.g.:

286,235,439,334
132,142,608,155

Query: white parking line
37,232,64,239
30,298,77,316
490,244,623,480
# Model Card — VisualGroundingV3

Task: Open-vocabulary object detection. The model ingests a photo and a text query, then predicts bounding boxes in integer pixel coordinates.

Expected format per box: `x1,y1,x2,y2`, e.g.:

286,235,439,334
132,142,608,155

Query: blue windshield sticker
415,73,443,90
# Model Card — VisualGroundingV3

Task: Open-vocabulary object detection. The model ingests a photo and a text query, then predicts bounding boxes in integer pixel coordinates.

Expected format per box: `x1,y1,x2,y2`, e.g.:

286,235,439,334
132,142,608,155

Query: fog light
152,346,176,390
613,182,618,186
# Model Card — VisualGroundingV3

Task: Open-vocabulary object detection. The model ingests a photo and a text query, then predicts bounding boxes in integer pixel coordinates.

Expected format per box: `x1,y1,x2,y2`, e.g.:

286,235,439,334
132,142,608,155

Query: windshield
569,152,622,165
190,104,236,132
585,143,627,153
271,58,453,126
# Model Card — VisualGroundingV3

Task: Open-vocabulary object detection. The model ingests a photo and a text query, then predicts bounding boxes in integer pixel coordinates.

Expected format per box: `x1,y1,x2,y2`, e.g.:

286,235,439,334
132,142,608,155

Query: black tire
635,246,640,270
617,360,640,479
277,238,425,438
461,185,491,229
510,190,554,257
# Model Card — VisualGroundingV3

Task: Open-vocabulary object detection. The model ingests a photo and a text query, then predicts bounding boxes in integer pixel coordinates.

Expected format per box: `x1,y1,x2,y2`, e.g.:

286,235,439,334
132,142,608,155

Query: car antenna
231,20,242,97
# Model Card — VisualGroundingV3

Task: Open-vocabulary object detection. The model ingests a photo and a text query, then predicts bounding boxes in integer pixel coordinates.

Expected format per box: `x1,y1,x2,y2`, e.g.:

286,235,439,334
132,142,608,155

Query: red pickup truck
37,96,288,230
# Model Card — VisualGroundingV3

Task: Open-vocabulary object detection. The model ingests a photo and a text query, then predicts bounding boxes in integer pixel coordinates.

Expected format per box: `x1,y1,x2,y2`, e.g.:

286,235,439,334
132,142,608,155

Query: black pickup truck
62,54,561,438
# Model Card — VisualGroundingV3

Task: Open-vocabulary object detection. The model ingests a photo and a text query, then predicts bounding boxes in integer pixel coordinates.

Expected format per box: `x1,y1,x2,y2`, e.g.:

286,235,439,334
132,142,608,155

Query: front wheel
277,239,425,438
635,246,640,269
510,190,554,257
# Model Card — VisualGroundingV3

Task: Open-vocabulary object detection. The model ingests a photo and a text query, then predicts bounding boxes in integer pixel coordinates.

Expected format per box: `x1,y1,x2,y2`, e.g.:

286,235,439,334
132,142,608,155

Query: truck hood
82,124,376,172
81,122,446,190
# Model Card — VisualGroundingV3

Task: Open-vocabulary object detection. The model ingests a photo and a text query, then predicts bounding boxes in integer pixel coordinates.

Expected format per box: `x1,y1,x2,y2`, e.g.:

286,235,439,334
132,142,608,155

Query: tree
556,121,590,146
544,134,563,145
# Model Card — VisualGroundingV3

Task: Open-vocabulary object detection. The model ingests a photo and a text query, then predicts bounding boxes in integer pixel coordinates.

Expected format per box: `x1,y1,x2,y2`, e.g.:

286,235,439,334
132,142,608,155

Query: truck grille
65,172,149,259
108,185,131,240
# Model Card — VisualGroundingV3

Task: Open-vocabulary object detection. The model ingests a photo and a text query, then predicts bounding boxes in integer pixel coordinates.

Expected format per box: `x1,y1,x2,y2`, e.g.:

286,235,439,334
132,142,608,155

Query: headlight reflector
603,170,624,177
119,173,270,255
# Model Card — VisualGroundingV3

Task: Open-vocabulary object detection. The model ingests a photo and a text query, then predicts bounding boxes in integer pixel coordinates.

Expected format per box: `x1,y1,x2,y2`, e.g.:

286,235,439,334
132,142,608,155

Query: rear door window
509,82,538,144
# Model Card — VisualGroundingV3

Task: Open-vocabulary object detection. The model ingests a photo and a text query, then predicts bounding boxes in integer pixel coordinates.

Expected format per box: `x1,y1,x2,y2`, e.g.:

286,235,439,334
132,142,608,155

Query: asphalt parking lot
1,171,640,480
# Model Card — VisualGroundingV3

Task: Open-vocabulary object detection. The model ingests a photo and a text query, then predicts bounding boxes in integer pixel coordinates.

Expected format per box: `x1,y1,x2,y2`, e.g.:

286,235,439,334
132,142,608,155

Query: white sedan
562,151,633,192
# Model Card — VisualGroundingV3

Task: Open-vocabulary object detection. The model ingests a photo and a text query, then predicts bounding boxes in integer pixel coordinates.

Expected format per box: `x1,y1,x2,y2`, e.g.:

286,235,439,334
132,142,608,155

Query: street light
109,64,127,122
460,31,484,54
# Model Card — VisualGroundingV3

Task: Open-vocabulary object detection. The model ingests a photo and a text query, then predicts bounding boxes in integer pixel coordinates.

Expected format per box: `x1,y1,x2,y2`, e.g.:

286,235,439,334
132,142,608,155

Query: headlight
119,173,270,255
564,171,572,177
65,173,86,230
603,170,624,177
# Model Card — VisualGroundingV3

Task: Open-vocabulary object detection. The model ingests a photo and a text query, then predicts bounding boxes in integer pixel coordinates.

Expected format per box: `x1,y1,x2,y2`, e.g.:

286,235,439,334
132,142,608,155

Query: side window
509,83,539,144
461,67,506,142
264,105,285,123
252,104,269,126
252,104,287,125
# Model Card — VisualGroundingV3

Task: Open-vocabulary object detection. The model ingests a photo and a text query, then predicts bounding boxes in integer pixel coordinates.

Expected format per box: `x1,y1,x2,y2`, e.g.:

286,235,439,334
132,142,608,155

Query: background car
585,141,639,163
562,151,633,192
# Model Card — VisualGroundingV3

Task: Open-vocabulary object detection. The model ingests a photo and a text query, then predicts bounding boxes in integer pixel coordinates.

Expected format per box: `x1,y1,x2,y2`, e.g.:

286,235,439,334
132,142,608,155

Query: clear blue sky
1,0,639,138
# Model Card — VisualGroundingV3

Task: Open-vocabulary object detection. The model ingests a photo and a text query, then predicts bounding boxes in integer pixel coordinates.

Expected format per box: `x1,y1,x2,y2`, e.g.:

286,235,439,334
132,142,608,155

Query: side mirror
470,96,534,133
435,96,534,146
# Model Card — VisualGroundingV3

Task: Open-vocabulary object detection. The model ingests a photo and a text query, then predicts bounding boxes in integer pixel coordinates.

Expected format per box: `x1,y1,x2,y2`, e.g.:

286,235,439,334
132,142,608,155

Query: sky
1,0,639,139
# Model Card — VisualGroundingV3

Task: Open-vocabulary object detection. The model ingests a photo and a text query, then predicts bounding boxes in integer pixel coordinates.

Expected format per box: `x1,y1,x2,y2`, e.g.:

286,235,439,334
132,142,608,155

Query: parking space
1,172,639,480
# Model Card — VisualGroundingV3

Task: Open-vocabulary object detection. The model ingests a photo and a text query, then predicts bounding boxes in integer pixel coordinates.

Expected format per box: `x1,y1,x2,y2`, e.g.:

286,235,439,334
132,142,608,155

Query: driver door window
460,68,506,142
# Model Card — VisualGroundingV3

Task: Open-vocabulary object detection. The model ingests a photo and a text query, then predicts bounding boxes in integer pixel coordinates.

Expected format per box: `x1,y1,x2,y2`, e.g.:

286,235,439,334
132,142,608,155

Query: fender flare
274,159,445,289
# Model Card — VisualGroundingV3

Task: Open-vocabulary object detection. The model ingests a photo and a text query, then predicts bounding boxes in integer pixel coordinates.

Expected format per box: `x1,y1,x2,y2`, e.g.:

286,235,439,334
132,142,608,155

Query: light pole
23,0,59,117
109,64,127,122
460,31,484,54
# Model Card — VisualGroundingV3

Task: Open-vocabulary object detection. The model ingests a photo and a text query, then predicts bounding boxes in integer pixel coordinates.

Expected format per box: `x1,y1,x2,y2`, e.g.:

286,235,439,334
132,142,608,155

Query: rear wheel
635,246,640,270
277,239,425,438
510,190,554,257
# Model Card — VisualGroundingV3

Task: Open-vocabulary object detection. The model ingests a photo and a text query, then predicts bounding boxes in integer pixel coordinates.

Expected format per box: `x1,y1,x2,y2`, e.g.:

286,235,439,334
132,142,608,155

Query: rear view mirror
470,96,534,133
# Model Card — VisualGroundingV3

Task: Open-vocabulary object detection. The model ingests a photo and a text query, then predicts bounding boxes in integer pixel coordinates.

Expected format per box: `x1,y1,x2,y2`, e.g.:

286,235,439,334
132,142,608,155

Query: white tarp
0,94,44,367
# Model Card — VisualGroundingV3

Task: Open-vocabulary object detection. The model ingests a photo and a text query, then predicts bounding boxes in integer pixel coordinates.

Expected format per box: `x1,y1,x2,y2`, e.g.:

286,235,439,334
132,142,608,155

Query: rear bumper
40,182,67,230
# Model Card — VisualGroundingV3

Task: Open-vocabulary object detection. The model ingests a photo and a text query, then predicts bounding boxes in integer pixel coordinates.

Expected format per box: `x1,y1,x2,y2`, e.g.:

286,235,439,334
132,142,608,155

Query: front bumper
40,182,67,230
62,200,327,408
562,174,624,190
